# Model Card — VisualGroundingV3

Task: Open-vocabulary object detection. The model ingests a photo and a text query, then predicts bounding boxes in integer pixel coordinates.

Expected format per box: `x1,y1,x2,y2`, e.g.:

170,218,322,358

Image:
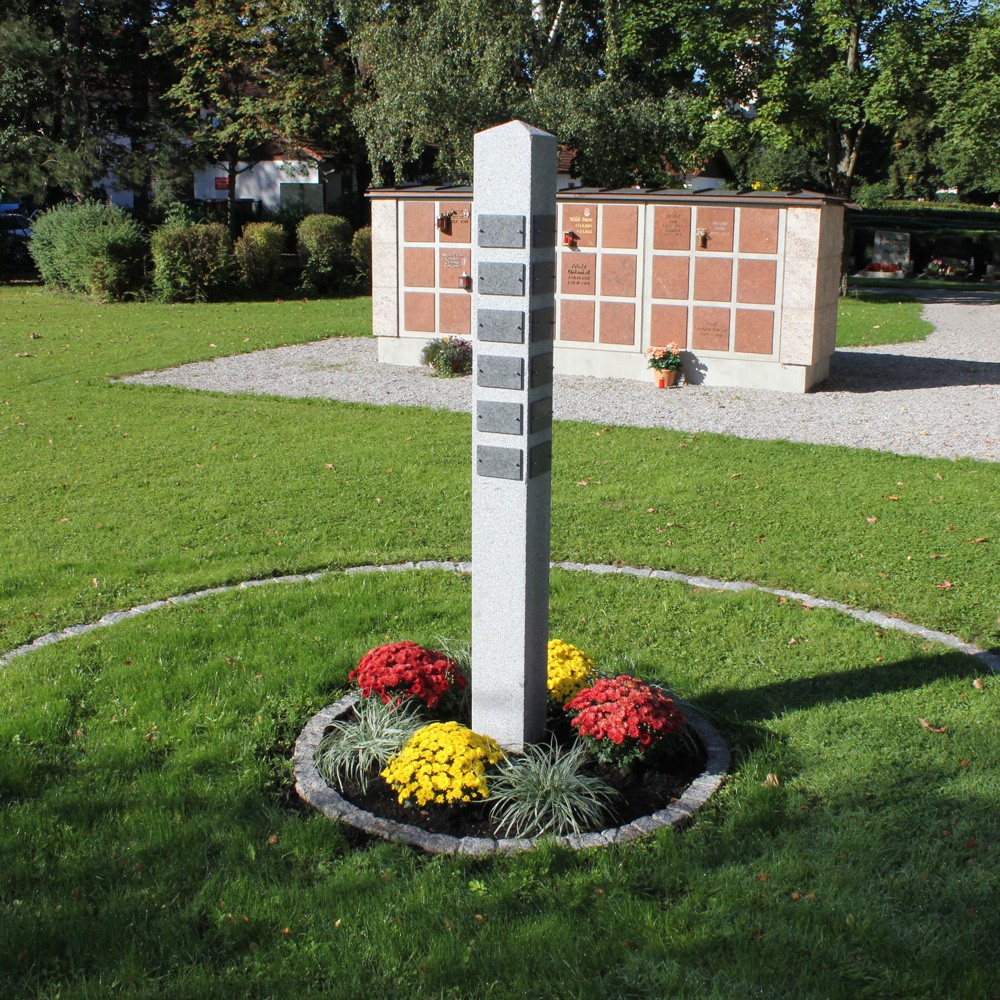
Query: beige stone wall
370,189,844,392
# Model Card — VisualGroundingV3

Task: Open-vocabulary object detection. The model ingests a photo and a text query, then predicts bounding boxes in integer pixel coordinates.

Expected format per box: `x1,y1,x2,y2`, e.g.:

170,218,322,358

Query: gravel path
122,300,1000,462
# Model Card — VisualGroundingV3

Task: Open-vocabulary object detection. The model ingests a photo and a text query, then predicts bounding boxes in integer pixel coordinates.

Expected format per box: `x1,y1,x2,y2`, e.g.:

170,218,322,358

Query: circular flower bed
295,639,730,854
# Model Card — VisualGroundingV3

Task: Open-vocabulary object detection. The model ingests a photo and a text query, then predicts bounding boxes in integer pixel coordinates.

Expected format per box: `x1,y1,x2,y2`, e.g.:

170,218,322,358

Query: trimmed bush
351,226,372,291
151,223,233,302
234,222,285,290
296,214,352,293
29,202,146,300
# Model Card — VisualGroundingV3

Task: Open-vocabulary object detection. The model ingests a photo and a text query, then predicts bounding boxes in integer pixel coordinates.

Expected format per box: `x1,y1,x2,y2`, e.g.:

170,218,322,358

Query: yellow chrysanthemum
547,639,595,703
381,721,504,806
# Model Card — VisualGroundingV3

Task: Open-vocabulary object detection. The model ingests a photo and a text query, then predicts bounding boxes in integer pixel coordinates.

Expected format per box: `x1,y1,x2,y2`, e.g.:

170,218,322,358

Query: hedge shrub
351,226,372,291
296,214,352,293
151,223,233,302
29,202,146,300
234,222,285,290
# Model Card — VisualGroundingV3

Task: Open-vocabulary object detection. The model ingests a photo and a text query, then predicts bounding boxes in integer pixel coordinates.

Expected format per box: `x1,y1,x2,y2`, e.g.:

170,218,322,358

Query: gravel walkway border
120,300,1000,462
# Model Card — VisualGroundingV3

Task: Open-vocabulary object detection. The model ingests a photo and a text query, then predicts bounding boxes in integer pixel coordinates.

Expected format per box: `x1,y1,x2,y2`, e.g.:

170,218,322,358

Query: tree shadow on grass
693,649,977,727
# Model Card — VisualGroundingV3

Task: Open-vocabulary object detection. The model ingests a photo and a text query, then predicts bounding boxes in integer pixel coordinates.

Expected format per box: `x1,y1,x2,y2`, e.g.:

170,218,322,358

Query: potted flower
646,343,683,388
420,336,473,377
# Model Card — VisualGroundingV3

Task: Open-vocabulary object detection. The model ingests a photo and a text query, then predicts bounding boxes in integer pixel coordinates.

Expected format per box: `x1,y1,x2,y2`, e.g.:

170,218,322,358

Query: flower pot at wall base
655,369,679,388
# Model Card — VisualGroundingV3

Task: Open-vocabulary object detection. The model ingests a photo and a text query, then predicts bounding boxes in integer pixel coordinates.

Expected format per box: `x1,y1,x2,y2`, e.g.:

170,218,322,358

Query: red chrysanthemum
349,641,467,709
564,674,685,768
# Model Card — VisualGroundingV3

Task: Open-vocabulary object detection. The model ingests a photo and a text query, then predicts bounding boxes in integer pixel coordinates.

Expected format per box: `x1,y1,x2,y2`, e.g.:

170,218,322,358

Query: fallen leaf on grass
973,678,984,690
919,718,947,733
883,495,899,501
968,537,988,544
935,580,953,589
764,774,780,788
867,516,878,524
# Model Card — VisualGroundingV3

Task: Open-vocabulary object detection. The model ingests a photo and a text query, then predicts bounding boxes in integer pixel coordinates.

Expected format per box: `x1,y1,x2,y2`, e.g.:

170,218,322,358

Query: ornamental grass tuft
315,696,425,794
488,740,618,838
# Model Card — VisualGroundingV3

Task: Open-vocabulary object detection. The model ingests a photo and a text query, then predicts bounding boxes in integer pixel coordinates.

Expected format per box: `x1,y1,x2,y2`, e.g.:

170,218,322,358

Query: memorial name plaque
562,204,597,246
532,260,556,295
529,351,553,389
873,230,911,269
478,309,525,344
529,440,552,478
532,215,557,248
476,445,523,481
530,307,555,343
477,354,525,390
562,255,596,294
478,214,526,249
477,400,524,436
529,396,553,433
478,262,526,296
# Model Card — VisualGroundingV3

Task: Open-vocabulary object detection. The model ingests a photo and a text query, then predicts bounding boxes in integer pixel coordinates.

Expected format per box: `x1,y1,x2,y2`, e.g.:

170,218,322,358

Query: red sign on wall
214,176,229,190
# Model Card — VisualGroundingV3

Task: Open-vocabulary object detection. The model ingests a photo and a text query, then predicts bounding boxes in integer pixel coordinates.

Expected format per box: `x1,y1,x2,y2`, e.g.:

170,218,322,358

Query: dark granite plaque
529,307,555,344
477,355,525,390
532,214,557,248
529,441,552,478
478,262,525,296
478,214,526,249
529,351,554,389
477,400,523,436
532,260,556,296
477,445,523,481
529,396,553,434
478,309,525,344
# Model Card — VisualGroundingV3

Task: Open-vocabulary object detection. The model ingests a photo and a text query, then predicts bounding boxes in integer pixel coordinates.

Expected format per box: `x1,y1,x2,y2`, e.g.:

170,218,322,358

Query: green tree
931,1,1000,195
160,0,356,238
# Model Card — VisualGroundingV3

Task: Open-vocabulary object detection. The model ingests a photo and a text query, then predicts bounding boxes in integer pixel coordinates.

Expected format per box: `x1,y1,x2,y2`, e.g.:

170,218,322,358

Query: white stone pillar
470,121,557,750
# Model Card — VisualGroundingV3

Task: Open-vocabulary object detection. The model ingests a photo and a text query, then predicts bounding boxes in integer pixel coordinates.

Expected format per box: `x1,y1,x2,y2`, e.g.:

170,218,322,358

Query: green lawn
1,286,998,999
837,292,934,347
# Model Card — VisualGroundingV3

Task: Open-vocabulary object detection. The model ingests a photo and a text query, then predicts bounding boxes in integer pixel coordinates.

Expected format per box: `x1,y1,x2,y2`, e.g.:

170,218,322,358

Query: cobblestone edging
293,692,731,855
3,560,999,673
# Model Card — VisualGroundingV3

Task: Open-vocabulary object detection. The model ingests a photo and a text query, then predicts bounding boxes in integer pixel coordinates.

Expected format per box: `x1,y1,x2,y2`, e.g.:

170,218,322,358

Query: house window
214,176,229,191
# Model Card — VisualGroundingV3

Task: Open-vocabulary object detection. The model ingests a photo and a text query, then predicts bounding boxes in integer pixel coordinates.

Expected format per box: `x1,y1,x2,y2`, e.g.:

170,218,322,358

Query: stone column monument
470,121,558,750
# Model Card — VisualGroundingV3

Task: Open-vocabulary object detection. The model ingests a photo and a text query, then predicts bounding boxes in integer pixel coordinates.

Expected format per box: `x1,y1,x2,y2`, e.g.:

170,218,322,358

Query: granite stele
470,120,558,750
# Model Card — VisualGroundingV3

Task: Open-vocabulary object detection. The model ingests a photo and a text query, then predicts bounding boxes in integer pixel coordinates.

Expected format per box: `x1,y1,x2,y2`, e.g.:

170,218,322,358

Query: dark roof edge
367,186,846,208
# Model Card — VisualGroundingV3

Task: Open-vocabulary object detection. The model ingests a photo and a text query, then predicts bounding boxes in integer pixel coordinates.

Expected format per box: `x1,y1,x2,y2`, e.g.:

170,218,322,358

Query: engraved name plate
477,445,523,480
478,355,525,390
478,309,525,344
478,214,526,249
477,400,523,436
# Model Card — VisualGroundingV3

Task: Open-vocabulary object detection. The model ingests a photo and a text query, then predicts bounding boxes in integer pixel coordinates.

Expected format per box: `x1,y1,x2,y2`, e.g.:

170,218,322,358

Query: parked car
0,213,32,267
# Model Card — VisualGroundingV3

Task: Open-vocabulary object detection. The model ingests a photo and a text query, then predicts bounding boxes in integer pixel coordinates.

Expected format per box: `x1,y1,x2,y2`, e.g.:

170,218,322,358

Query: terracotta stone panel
737,259,777,305
561,204,597,247
653,207,691,251
439,202,472,244
403,201,435,243
404,292,435,333
404,247,436,288
439,248,472,289
559,299,596,342
692,307,731,352
602,205,639,249
561,252,597,295
599,301,635,345
650,305,689,347
735,309,774,354
439,293,471,335
696,207,735,252
739,208,779,254
651,256,690,300
600,254,637,297
694,258,733,302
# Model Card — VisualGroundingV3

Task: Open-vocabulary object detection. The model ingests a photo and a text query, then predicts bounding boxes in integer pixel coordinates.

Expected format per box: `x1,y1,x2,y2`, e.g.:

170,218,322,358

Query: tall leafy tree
160,0,356,236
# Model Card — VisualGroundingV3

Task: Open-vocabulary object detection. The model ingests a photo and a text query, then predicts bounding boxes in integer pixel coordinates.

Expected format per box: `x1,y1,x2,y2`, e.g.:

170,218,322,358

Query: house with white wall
193,142,356,215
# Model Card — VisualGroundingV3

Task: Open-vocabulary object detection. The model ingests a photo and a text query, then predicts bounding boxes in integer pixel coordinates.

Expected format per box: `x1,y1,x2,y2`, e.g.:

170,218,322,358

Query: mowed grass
2,571,997,999
836,293,934,347
2,285,999,998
